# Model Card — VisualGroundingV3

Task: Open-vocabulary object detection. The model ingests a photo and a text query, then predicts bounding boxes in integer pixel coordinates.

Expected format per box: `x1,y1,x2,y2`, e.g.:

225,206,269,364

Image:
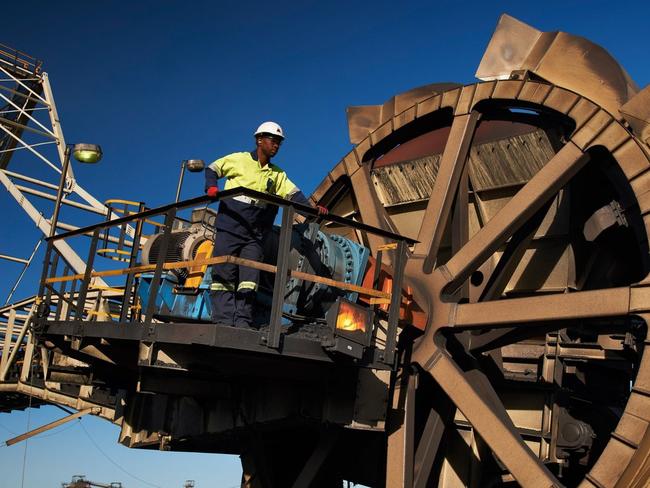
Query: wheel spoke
424,349,561,487
349,164,396,256
442,142,588,292
453,287,631,329
414,112,481,268
413,374,456,488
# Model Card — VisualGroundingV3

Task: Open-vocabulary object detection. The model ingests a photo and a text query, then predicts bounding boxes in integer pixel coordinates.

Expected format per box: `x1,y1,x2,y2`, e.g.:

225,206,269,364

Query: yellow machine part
185,240,214,288
97,248,131,262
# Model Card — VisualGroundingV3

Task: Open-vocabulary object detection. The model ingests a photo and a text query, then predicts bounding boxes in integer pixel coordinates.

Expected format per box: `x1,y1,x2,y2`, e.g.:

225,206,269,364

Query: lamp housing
72,143,102,164
186,159,205,172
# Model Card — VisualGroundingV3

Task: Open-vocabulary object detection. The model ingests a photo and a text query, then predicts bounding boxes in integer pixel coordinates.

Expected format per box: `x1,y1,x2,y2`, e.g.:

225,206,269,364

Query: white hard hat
254,121,284,140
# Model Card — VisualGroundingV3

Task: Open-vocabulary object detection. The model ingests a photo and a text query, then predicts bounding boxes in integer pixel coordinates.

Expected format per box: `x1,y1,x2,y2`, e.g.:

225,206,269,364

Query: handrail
38,187,413,362
42,254,392,299
0,43,42,75
46,187,419,245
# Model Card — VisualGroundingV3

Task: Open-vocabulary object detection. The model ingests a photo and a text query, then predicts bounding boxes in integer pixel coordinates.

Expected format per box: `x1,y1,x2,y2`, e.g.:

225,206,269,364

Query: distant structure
61,475,122,488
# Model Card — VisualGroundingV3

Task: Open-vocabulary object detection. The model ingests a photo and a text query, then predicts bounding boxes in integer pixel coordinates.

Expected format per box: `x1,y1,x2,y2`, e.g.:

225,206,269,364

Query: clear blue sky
1,1,649,487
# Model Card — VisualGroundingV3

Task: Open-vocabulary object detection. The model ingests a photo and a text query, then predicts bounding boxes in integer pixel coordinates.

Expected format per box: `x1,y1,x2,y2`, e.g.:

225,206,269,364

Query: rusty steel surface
475,14,639,118
621,85,650,146
310,14,650,487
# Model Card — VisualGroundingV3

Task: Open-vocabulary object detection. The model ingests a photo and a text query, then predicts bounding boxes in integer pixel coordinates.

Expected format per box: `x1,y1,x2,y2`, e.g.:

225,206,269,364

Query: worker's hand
207,186,219,198
316,205,328,216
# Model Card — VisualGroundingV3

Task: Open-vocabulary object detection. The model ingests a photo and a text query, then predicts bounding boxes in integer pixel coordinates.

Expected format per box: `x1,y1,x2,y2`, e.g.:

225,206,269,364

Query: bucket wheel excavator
3,14,650,488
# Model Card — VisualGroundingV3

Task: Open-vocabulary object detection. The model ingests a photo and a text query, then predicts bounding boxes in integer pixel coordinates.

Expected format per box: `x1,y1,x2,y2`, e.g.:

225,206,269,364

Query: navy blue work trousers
210,230,263,328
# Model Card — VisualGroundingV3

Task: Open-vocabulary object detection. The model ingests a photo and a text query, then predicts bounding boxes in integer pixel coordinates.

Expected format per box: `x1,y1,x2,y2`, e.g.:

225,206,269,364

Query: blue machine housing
138,222,370,324
138,271,214,322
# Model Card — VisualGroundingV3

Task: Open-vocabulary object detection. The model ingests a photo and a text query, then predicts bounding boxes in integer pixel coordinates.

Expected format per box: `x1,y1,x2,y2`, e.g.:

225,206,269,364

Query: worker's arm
277,174,328,215
205,154,236,194
287,189,311,207
205,166,219,192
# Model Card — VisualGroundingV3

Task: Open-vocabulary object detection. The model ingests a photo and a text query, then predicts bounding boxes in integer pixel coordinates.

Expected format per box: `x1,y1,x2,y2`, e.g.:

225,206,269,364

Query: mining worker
205,121,328,328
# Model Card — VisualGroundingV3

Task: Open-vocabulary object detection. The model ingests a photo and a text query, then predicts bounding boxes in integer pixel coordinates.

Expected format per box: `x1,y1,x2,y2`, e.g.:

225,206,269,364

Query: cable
20,406,31,488
78,420,163,488
20,350,35,488
0,421,17,435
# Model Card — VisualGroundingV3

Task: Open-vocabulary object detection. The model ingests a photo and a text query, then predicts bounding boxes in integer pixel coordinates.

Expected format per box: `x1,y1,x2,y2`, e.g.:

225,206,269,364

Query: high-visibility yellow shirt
208,151,299,199
206,151,309,236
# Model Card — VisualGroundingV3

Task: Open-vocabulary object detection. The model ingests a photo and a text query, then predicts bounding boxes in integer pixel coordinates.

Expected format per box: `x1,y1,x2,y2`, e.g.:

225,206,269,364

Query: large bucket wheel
404,85,650,487
311,17,650,487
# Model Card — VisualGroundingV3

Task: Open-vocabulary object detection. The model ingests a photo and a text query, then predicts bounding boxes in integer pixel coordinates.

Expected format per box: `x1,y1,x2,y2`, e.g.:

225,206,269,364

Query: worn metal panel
623,392,650,423
346,105,382,145
476,14,545,81
630,347,650,393
591,121,630,152
621,84,650,145
343,150,361,174
347,83,461,144
394,83,460,114
630,286,650,313
373,126,451,168
571,110,613,149
587,438,637,488
477,14,638,117
614,139,650,180
329,160,347,181
630,168,650,197
468,129,556,192
371,118,394,146
393,105,416,131
354,136,372,163
544,87,580,114
637,189,650,216
616,413,649,448
492,80,524,100
387,206,426,241
518,82,553,105
455,85,476,115
416,94,441,118
569,97,600,133
471,81,496,108
517,80,546,102
441,88,461,109
371,155,441,206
